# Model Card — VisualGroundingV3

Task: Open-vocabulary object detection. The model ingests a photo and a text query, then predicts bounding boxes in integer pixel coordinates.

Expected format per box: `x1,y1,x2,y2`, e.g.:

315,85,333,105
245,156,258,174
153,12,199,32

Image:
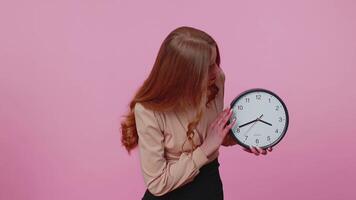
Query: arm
134,103,209,196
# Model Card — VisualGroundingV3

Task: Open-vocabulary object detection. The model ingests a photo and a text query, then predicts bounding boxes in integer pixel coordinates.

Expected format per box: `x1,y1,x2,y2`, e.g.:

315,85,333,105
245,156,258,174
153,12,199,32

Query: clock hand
258,119,272,126
238,119,258,128
238,114,263,128
244,114,264,134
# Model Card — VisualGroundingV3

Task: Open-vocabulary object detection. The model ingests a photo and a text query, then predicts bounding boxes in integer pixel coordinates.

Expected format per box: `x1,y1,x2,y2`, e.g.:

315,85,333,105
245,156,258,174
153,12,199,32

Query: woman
121,26,272,200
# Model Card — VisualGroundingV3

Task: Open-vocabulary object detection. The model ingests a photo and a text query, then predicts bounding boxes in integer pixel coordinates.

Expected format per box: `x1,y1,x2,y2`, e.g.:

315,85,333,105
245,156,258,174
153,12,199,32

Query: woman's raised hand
200,107,236,157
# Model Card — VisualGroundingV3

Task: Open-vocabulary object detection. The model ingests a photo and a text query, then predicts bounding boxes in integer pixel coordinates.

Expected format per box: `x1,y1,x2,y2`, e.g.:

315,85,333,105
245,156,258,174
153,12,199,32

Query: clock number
267,136,271,141
245,98,250,103
268,98,271,103
238,105,243,110
279,117,283,122
275,129,279,133
256,94,261,100
244,135,248,141
275,105,280,111
255,139,259,144
236,128,240,133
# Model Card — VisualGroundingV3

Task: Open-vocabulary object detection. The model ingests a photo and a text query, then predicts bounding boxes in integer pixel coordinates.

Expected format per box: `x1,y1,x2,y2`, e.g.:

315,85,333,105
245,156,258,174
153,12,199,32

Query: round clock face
229,88,289,149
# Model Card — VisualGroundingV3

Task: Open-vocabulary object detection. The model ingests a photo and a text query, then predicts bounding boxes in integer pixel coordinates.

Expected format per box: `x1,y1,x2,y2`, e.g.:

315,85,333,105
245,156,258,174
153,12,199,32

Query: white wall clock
228,88,289,149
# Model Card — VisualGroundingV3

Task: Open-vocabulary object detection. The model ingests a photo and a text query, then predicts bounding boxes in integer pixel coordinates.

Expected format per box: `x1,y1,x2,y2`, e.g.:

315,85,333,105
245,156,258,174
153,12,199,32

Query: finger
254,146,262,155
250,146,259,155
217,108,231,126
255,147,263,155
243,147,252,153
263,149,267,155
218,109,233,128
222,118,236,136
212,107,230,128
257,147,267,155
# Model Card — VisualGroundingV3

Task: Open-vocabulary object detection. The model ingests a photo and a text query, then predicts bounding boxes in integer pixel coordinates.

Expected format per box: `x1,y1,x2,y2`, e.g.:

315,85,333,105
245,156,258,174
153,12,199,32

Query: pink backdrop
1,0,356,199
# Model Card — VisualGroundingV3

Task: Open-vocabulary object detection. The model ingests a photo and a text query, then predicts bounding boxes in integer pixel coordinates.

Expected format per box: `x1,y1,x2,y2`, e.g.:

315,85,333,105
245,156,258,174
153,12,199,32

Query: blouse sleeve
134,103,209,196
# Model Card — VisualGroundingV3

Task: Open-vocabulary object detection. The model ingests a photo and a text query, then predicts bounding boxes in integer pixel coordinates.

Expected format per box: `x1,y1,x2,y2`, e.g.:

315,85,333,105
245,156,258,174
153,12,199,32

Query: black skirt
141,158,223,200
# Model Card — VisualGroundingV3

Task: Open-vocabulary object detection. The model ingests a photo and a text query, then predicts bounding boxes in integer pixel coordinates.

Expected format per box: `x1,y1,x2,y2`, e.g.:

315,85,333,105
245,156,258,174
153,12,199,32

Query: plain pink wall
1,0,356,199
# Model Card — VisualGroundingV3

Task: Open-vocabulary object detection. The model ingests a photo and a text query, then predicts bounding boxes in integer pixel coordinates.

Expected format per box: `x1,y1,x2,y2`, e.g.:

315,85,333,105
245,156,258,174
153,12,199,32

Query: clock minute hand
239,119,258,128
239,114,264,128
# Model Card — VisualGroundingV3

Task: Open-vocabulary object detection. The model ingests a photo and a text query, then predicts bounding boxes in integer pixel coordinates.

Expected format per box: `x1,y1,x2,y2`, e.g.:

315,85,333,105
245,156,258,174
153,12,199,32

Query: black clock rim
228,88,289,150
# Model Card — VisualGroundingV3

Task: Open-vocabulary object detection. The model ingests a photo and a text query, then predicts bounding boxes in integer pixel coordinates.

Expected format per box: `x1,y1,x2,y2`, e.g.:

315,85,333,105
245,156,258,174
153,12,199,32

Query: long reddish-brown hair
121,26,221,154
